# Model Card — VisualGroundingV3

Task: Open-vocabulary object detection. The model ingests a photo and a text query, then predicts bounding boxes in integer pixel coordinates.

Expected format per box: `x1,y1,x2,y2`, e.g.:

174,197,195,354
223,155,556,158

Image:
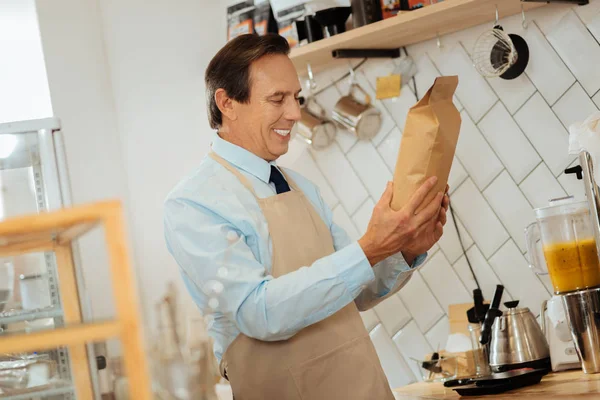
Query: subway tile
533,6,576,36
451,179,510,258
360,309,380,333
425,316,450,351
311,144,368,215
332,204,360,241
373,294,412,337
315,83,359,153
455,111,504,190
393,321,434,381
483,171,535,252
370,324,417,388
486,74,536,115
489,240,551,316
520,163,568,209
437,209,474,264
413,54,463,111
547,11,600,97
553,82,599,132
397,272,444,333
347,141,392,200
575,1,600,25
522,22,575,105
593,91,600,110
377,127,402,171
453,246,509,303
478,102,541,184
352,198,375,235
420,251,471,314
515,93,575,177
447,157,468,195
288,149,338,208
382,84,418,131
557,160,586,202
431,44,497,122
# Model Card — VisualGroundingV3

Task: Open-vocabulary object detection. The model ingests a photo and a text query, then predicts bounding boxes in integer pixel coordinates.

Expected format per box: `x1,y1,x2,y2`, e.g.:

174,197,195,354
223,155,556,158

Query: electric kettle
488,300,550,373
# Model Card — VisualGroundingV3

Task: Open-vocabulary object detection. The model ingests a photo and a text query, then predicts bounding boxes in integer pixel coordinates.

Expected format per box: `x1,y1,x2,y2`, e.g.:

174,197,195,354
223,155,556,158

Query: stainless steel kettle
489,300,551,373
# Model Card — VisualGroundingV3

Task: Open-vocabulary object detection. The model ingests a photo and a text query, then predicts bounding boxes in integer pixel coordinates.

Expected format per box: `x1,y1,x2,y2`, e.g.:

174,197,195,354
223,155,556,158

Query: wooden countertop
393,370,600,399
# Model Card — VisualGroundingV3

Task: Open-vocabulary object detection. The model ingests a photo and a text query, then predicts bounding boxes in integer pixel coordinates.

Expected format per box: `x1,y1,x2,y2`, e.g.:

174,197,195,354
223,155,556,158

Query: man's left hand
402,185,450,264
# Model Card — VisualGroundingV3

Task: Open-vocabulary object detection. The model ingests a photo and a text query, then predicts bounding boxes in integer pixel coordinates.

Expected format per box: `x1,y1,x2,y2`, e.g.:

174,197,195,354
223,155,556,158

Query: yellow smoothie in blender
543,238,600,293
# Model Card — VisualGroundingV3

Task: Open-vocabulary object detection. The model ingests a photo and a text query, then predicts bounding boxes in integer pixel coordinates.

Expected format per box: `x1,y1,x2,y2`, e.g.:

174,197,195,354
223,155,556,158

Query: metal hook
521,4,528,29
348,62,356,85
307,63,317,90
495,4,499,26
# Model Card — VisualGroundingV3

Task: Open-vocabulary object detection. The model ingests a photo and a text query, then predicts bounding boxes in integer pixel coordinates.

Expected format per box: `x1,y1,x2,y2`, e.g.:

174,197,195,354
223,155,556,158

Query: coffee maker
525,151,600,374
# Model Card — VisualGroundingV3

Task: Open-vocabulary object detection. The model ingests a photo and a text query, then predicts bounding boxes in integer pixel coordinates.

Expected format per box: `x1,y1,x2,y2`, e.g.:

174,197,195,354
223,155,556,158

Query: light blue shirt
164,134,426,363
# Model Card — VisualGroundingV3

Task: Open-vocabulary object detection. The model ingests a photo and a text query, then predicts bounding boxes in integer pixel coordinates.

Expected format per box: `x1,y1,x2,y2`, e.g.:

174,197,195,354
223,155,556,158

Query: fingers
414,192,443,227
434,221,444,239
405,177,438,215
378,181,394,208
438,205,447,226
442,193,450,211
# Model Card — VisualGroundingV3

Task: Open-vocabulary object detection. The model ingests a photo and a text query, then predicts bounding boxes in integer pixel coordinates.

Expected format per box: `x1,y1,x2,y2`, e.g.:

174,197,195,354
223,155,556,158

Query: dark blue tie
270,166,291,194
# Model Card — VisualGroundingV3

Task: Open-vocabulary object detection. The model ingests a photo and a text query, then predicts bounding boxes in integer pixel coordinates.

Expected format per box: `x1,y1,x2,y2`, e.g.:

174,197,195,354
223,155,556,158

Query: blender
525,152,600,374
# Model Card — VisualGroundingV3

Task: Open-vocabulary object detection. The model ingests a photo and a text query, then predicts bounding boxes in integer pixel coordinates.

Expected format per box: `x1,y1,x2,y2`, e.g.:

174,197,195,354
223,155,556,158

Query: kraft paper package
391,76,461,212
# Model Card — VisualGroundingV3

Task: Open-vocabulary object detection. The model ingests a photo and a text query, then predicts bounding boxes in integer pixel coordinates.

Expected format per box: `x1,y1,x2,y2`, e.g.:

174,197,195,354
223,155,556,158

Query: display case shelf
0,383,74,400
290,0,546,75
0,307,63,326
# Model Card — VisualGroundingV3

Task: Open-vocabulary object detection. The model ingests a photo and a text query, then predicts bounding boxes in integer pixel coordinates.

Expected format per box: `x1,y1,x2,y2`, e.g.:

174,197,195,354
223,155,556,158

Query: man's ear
215,88,237,122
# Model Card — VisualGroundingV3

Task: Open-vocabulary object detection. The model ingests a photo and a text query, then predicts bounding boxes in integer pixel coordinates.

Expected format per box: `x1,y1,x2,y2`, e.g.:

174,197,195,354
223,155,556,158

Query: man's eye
271,98,284,104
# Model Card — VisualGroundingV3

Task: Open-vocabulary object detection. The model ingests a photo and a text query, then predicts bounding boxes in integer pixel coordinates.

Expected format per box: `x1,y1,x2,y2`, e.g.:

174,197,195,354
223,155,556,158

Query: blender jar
525,198,600,294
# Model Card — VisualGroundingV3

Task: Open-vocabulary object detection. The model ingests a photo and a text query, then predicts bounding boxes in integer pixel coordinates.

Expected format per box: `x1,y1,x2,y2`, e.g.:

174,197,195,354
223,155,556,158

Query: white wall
35,0,131,323
97,0,226,328
0,0,52,123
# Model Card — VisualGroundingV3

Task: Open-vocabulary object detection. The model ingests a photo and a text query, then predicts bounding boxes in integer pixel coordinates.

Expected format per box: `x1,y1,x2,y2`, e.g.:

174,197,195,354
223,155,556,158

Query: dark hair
205,34,290,129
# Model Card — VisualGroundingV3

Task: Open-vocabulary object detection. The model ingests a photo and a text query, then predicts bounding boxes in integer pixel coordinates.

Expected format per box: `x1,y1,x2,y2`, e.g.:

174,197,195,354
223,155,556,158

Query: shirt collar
211,133,276,184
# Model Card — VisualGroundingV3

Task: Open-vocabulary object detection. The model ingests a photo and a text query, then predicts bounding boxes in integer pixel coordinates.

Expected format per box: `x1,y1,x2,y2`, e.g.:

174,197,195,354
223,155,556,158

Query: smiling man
164,34,449,400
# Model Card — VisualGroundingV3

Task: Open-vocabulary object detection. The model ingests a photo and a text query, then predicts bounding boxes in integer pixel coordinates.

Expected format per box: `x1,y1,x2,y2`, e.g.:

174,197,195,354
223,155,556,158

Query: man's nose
285,98,302,122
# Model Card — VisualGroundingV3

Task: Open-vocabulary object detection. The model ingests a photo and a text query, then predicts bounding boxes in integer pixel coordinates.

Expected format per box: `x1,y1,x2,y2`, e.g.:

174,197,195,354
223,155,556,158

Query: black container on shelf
314,7,352,36
352,0,383,28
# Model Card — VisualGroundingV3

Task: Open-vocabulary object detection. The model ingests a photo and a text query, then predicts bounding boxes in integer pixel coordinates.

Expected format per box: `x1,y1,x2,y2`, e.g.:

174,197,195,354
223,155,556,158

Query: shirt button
226,230,238,242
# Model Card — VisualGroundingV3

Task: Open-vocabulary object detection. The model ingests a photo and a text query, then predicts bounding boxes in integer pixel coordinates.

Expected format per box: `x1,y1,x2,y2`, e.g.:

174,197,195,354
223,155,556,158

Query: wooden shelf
290,0,546,75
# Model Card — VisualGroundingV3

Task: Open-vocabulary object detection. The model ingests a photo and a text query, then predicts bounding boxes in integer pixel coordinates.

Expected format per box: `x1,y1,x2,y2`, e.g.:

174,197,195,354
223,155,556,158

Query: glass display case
0,118,98,399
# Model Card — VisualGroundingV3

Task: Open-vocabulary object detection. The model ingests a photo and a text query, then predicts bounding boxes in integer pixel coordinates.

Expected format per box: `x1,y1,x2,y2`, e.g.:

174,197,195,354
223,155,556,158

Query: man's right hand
358,177,443,266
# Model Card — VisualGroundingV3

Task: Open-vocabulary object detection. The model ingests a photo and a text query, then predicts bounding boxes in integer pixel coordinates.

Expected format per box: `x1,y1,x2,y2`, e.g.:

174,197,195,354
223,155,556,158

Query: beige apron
210,152,394,400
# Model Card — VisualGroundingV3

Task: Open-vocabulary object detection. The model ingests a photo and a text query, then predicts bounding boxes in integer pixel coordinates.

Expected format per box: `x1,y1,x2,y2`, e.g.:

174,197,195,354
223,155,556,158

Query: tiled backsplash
279,1,600,387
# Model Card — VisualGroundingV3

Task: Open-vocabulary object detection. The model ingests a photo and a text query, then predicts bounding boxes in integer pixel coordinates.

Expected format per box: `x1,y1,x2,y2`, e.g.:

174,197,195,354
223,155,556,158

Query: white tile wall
347,141,392,199
455,111,503,190
285,3,600,388
352,198,375,234
420,251,471,313
397,272,444,333
478,102,540,184
515,93,574,177
558,160,587,202
521,22,575,106
520,163,568,209
453,246,509,302
393,321,433,381
374,293,412,337
451,179,509,258
370,324,417,388
547,11,600,97
553,83,599,131
483,171,535,252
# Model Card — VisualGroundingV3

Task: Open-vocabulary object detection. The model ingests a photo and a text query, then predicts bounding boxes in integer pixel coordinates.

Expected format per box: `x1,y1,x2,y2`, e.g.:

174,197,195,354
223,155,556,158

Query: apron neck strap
209,152,258,197
209,151,301,194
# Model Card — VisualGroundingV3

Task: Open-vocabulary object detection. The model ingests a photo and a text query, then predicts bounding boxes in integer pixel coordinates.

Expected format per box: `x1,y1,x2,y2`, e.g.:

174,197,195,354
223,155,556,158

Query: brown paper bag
391,76,461,211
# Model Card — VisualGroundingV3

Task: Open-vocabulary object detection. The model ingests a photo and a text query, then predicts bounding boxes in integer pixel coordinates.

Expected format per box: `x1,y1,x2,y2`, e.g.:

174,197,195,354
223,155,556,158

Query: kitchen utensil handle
540,300,548,335
491,285,504,309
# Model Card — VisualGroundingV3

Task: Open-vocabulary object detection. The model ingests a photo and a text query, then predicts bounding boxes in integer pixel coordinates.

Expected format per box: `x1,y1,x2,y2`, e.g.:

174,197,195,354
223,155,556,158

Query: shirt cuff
412,252,428,269
336,242,375,298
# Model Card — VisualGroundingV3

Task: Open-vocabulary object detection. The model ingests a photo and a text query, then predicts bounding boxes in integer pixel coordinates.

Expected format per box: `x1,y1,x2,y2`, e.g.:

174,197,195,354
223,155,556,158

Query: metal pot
331,83,381,140
489,301,550,372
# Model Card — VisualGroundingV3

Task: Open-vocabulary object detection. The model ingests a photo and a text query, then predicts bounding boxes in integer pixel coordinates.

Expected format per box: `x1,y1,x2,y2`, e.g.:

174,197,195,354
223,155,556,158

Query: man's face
233,54,302,161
